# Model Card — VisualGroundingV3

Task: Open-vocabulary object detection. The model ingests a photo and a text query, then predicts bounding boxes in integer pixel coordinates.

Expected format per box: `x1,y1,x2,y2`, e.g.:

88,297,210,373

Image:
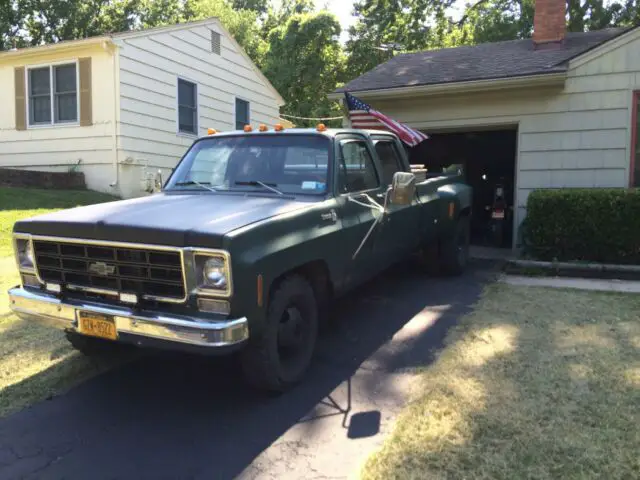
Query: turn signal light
316,123,327,132
274,124,284,132
207,128,217,135
258,124,268,132
243,125,253,132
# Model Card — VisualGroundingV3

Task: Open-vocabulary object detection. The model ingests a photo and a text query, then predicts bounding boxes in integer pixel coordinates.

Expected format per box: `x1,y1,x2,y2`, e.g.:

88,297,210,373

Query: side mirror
389,171,416,205
153,170,163,193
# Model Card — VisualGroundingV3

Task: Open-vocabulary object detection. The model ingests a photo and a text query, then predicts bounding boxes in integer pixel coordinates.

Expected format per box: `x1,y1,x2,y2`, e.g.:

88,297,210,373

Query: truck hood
13,192,313,248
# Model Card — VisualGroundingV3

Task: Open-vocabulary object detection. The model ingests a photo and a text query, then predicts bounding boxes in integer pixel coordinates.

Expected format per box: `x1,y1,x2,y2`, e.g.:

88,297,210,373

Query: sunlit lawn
362,284,640,480
0,187,126,417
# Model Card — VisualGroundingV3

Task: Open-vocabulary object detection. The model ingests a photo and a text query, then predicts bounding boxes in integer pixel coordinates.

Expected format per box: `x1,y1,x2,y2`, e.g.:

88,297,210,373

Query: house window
27,63,78,126
235,98,250,130
632,91,640,187
178,78,198,135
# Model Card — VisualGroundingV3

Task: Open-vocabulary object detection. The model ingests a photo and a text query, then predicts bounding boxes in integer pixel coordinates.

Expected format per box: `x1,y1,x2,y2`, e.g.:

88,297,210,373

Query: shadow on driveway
0,260,492,480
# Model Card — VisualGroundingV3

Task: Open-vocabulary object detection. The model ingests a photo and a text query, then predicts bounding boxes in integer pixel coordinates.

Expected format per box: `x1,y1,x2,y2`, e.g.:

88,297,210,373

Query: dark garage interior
407,128,517,249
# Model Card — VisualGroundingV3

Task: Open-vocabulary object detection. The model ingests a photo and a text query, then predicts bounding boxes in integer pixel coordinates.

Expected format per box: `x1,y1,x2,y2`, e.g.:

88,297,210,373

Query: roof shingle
338,28,632,93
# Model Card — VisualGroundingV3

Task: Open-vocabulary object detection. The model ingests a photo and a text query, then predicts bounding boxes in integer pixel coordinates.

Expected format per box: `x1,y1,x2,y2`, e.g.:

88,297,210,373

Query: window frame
25,60,80,128
176,77,199,136
335,135,381,195
234,97,251,130
631,90,640,187
372,138,405,186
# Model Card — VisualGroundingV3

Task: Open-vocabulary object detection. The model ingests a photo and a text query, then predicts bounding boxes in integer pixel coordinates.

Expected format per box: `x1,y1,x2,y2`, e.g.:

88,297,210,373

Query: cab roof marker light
316,123,327,132
244,125,253,132
274,124,284,132
258,124,268,132
207,128,217,135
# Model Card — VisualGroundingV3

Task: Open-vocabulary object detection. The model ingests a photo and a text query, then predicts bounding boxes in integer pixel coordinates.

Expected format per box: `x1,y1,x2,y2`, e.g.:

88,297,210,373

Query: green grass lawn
0,187,118,257
0,187,128,417
362,285,640,480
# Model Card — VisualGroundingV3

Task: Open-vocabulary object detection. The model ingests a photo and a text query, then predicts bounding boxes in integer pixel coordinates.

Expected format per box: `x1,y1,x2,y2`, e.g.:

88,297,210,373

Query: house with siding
0,18,284,198
331,0,640,250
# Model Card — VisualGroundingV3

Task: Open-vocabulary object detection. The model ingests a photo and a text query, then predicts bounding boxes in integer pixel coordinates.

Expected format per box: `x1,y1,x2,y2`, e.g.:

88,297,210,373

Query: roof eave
0,37,114,62
328,71,567,101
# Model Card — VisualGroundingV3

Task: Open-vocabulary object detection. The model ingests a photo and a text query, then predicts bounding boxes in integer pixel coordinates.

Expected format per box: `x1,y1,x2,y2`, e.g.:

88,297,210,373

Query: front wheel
240,274,318,392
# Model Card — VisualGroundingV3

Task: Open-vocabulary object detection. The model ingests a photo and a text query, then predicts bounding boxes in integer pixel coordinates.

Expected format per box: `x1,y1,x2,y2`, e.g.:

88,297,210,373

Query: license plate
78,312,117,340
492,211,505,219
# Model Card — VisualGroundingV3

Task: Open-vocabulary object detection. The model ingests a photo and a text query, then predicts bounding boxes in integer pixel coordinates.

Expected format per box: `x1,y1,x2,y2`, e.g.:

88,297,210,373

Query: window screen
338,139,379,193
235,98,250,130
178,78,197,135
28,63,78,125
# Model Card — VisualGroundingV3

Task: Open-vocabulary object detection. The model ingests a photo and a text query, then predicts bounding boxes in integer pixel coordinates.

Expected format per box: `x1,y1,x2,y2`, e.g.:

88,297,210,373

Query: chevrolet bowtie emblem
88,262,116,276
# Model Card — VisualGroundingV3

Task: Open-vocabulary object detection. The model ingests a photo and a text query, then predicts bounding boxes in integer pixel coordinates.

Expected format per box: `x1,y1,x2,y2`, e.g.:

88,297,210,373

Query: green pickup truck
8,126,472,391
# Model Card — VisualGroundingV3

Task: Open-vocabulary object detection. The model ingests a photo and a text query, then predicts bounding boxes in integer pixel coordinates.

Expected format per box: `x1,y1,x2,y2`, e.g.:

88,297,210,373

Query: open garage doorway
407,127,517,249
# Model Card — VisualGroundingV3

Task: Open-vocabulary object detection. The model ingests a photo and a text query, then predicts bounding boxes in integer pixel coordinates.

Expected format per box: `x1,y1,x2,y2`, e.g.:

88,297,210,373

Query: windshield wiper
235,180,283,195
174,180,217,192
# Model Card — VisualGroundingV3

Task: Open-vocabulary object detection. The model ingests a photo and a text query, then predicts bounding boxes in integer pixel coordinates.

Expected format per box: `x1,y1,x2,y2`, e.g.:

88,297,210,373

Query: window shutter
14,67,26,131
79,57,92,126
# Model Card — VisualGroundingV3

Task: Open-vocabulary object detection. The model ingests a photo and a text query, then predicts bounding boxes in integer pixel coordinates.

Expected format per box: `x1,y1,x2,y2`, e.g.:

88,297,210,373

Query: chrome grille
33,239,186,303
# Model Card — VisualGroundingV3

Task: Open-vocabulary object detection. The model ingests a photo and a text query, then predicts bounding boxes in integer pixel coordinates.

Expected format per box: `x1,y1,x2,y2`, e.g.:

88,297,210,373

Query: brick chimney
533,0,566,46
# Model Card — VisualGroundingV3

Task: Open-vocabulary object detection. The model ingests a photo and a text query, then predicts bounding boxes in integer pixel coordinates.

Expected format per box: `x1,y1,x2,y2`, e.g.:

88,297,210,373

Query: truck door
371,136,422,261
334,134,386,289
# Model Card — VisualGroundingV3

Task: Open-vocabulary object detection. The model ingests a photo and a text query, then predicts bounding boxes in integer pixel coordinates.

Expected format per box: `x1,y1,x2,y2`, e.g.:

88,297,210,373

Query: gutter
328,71,567,101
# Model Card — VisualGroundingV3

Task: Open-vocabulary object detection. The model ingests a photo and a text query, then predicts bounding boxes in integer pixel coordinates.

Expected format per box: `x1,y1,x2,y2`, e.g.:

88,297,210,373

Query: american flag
344,92,428,147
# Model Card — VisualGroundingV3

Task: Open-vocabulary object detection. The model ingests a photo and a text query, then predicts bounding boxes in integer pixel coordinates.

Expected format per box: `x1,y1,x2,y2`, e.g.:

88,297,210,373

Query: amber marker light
259,124,268,132
244,125,253,132
316,123,327,132
274,124,284,132
207,128,217,135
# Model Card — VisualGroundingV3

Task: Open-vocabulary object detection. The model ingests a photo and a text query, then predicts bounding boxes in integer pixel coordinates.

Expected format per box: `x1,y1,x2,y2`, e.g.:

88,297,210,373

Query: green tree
263,9,344,125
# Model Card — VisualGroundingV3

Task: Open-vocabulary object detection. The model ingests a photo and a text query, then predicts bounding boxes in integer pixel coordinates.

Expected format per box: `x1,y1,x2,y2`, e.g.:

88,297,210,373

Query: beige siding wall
0,46,117,193
370,31,640,243
114,21,282,198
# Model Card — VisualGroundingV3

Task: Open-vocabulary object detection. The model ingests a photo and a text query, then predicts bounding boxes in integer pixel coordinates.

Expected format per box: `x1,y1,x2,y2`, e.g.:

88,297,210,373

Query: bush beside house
523,188,640,264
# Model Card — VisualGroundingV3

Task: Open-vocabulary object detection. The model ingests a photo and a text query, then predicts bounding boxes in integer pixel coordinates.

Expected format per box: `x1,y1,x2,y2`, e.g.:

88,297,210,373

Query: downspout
103,39,119,190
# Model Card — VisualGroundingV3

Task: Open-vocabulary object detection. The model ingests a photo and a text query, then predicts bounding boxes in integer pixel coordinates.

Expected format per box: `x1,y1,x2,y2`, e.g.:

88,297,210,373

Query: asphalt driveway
0,260,491,480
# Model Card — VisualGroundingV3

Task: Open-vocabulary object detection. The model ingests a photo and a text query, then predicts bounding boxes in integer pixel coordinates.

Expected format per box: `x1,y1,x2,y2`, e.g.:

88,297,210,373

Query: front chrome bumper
8,287,249,350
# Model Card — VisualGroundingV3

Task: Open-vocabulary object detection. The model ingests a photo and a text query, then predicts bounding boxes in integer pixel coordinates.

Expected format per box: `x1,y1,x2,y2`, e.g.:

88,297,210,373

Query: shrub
523,188,640,264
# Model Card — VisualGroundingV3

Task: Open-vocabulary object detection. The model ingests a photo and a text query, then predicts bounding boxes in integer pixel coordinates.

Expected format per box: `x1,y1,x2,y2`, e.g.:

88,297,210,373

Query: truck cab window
374,140,403,186
338,140,380,193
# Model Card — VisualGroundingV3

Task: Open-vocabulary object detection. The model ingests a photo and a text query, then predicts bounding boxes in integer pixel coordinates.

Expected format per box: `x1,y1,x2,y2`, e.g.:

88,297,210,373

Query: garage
331,17,639,252
407,128,517,249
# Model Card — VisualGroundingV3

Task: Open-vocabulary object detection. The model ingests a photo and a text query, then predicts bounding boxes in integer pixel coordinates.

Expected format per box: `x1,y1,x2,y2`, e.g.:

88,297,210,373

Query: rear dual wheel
419,215,470,276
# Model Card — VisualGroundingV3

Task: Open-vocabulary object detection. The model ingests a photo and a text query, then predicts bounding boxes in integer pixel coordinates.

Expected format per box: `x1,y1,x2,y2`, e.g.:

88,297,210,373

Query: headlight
15,237,35,270
202,257,227,289
194,253,231,295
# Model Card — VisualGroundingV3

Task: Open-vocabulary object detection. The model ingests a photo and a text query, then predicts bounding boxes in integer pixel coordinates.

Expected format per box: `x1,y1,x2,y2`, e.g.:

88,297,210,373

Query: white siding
114,21,282,197
369,30,640,245
0,46,117,193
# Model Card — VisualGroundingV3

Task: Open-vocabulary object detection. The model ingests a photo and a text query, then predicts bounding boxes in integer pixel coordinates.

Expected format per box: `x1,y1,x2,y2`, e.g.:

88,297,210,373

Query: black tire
439,215,471,276
65,331,127,356
240,274,319,392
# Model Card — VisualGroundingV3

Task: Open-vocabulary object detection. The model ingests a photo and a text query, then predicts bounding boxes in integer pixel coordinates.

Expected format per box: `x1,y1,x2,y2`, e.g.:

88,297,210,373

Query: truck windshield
166,135,330,195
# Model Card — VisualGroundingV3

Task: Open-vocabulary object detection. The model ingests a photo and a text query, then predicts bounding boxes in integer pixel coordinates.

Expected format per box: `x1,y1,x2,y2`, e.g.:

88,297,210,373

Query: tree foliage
263,7,345,125
2,0,640,121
